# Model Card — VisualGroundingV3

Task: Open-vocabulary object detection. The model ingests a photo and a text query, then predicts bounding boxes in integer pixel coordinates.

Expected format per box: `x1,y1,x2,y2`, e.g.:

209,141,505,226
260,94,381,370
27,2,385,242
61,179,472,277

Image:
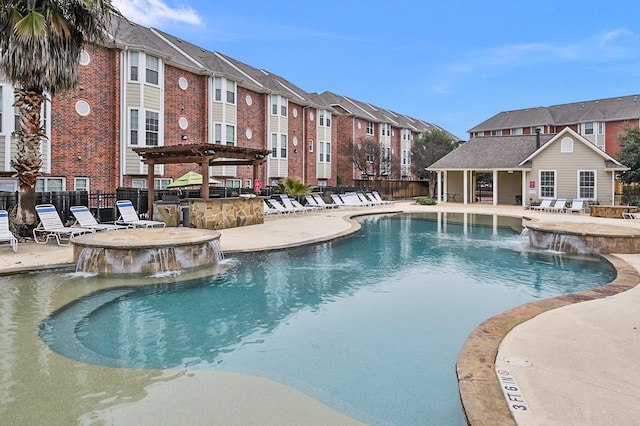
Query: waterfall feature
72,228,223,275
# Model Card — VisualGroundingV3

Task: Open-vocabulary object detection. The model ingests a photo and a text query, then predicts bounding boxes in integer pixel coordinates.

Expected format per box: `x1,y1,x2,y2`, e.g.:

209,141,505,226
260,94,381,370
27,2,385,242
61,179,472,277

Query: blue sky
112,0,640,140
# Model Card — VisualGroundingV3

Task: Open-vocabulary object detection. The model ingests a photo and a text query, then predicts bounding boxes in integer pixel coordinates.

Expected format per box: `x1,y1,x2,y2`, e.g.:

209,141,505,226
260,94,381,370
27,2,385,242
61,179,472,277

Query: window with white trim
129,109,139,145
583,122,594,135
560,137,573,153
214,77,222,102
132,179,146,189
271,133,288,158
214,77,236,104
491,129,502,136
145,111,159,146
366,122,374,135
145,55,159,85
511,128,523,135
226,125,235,146
401,129,412,141
154,178,172,189
245,179,252,188
319,110,331,127
36,177,65,192
578,170,596,199
226,80,235,104
308,139,314,152
226,179,241,188
129,52,139,81
74,177,89,191
381,123,390,136
598,122,604,135
539,170,556,198
271,95,288,117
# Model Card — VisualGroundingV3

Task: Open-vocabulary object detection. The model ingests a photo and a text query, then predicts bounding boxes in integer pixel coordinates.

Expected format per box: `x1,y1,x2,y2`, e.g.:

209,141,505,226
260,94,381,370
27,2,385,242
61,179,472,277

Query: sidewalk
1,201,639,425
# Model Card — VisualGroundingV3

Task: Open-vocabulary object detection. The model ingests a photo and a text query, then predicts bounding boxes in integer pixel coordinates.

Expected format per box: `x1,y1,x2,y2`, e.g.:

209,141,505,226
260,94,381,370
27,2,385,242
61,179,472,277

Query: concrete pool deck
1,201,640,424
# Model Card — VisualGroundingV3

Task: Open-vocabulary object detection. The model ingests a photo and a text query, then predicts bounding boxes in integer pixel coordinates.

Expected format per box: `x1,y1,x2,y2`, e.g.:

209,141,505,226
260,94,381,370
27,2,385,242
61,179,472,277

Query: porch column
443,171,448,202
147,161,155,220
492,170,498,206
463,170,469,204
437,172,442,203
521,171,528,207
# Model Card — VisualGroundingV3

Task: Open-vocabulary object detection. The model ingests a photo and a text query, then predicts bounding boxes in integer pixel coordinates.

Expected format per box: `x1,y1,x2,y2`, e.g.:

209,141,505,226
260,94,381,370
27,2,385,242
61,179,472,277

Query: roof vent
618,98,622,101
581,103,584,108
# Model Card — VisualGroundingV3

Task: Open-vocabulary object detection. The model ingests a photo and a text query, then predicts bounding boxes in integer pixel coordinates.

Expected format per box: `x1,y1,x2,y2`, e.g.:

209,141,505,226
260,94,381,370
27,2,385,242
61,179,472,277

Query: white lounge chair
71,206,130,231
314,195,338,209
372,191,394,205
279,195,312,214
305,195,324,210
115,200,166,228
263,200,281,216
330,194,347,207
548,198,567,213
266,199,294,215
289,197,320,213
565,199,585,214
34,204,95,246
530,199,553,211
0,210,18,252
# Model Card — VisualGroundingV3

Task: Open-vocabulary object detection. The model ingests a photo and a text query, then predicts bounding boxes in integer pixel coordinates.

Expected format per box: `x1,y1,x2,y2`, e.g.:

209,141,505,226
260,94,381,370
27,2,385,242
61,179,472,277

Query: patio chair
263,200,281,216
548,198,567,213
530,199,553,211
266,198,297,215
288,197,320,213
278,195,308,214
314,195,339,209
34,204,95,246
0,210,18,252
305,195,325,210
372,191,394,205
115,200,166,228
565,199,585,214
330,194,347,207
70,206,130,231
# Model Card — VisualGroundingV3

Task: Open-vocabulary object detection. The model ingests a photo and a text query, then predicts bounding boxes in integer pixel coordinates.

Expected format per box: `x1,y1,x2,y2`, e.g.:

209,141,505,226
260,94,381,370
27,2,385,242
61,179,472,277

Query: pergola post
201,162,210,199
147,161,155,220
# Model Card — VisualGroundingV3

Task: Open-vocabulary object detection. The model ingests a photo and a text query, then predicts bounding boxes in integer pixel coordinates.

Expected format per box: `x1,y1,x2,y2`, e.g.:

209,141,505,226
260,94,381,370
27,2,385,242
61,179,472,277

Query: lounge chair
330,194,347,207
548,198,567,213
266,199,296,215
263,200,281,216
289,197,320,213
530,199,553,211
623,212,640,219
0,210,18,252
115,200,166,228
340,193,367,207
279,195,313,214
565,199,585,214
34,204,95,246
70,206,130,231
314,195,339,209
305,195,325,210
372,191,394,205
356,193,374,206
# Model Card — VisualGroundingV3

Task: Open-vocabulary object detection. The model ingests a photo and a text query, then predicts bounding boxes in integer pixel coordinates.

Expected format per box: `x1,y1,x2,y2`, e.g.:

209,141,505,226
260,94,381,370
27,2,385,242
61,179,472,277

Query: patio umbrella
166,171,221,188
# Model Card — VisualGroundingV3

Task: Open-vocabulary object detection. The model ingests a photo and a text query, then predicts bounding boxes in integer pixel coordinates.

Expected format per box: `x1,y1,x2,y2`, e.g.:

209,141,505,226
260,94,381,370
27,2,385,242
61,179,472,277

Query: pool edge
456,253,640,425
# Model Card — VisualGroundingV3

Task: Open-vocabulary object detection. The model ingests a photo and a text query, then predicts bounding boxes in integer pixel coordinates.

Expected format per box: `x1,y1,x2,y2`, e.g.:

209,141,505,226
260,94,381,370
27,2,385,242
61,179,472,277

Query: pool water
40,213,617,425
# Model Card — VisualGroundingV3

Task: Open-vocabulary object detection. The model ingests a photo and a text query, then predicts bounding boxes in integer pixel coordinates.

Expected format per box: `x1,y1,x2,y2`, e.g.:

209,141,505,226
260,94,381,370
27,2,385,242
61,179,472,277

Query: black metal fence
0,182,419,224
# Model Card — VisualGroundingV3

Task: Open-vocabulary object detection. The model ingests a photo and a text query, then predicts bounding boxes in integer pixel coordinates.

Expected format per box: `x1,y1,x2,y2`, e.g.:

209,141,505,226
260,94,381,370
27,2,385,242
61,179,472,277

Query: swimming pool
39,213,616,425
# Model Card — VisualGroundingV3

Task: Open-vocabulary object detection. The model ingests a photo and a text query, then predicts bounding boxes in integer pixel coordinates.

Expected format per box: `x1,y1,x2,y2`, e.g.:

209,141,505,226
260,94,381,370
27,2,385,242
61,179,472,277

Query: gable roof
519,127,627,170
428,134,551,170
469,94,640,133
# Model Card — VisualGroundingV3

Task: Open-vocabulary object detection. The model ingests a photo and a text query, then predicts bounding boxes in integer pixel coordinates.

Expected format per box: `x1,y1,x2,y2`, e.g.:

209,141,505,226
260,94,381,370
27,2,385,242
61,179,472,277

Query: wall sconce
204,149,216,155
255,154,265,160
181,134,188,140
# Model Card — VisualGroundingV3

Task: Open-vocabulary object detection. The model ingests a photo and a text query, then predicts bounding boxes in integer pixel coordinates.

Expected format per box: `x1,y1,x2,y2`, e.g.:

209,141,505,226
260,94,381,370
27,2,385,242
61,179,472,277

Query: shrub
416,197,437,205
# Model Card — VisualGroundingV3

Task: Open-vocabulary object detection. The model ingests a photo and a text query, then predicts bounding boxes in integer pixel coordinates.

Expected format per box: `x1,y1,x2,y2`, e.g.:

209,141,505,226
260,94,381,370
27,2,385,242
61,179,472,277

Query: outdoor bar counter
590,205,637,219
153,196,264,229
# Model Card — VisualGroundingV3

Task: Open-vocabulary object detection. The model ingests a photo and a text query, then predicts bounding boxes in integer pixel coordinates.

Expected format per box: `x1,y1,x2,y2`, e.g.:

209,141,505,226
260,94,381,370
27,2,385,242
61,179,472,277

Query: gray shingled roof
109,17,201,73
428,135,552,170
469,94,640,133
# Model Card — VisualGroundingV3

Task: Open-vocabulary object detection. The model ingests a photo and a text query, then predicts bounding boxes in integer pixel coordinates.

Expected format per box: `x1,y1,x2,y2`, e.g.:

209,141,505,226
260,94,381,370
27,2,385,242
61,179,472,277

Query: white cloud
451,28,638,74
112,0,202,27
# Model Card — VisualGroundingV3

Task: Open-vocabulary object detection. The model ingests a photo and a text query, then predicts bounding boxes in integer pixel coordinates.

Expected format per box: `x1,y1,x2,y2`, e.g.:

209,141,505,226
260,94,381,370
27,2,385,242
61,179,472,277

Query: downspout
119,47,127,188
302,105,310,185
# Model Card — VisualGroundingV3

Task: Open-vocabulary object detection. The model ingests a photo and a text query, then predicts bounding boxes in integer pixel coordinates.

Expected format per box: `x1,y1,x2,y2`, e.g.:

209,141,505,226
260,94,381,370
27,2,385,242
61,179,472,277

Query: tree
278,177,312,200
0,0,119,231
410,129,458,180
350,137,395,180
617,126,640,184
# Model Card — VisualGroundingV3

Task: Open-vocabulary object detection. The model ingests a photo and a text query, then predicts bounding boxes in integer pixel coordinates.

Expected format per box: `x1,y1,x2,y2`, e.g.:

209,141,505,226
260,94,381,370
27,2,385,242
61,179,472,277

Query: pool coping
456,253,640,425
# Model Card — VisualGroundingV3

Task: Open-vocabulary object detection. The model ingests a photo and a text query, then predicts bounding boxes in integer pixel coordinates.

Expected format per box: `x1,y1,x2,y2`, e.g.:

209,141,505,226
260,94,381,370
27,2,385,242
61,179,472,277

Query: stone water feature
524,219,640,254
72,228,223,274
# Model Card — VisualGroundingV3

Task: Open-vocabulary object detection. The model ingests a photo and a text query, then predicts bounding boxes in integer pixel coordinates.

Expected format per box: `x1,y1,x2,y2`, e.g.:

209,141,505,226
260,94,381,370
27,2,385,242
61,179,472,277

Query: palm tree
0,0,119,230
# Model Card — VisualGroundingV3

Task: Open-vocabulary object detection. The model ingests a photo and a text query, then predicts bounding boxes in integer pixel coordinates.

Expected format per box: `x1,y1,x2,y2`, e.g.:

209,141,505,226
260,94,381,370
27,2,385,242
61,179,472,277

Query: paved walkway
1,201,639,425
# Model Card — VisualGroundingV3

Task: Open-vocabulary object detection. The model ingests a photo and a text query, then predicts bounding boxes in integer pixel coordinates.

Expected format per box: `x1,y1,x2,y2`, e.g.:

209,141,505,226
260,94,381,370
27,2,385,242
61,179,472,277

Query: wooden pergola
133,143,271,220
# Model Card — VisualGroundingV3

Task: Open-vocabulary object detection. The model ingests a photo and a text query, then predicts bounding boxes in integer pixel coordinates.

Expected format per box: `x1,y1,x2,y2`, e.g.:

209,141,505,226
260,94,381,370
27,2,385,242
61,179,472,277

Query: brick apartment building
468,94,640,157
0,16,455,194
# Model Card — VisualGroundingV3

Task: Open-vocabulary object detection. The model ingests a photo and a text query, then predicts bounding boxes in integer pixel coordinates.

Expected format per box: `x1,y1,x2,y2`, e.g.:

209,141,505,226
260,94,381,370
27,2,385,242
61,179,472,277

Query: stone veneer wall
188,197,264,230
